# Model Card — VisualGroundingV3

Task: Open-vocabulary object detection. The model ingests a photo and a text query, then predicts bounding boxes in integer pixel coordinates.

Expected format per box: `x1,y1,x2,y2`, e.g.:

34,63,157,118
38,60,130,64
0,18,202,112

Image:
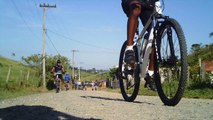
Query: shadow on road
0,105,100,120
81,96,155,105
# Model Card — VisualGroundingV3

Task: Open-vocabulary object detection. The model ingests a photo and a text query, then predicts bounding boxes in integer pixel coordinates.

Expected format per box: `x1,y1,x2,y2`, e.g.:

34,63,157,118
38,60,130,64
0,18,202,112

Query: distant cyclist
52,60,65,83
64,73,71,90
121,0,158,91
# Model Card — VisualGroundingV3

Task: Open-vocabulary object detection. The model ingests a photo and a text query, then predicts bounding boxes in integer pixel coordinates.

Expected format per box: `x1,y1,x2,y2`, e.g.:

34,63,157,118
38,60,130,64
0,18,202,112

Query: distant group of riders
51,60,99,93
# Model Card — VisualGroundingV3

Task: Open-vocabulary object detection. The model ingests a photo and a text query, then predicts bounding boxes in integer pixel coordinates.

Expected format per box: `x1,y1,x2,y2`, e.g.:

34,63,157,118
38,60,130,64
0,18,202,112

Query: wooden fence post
19,70,23,87
26,70,30,86
6,65,12,84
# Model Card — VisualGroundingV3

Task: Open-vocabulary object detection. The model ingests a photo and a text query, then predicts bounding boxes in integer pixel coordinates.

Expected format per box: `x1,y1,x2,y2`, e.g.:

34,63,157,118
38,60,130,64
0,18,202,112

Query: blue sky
0,0,213,70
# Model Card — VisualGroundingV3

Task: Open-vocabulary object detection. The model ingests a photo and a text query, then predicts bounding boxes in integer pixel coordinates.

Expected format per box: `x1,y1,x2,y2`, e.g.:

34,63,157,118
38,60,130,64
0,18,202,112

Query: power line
48,29,99,48
27,0,42,22
47,10,70,36
47,29,118,52
46,32,60,55
11,0,40,40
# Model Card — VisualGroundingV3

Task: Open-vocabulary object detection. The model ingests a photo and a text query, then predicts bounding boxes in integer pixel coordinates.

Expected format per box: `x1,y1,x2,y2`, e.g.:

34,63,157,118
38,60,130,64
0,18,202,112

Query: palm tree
209,32,213,38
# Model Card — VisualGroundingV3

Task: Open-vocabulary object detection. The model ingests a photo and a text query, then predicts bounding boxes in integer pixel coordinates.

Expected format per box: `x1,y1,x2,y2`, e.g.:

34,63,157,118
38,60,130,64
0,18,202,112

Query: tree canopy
22,54,70,75
209,32,213,38
188,43,213,74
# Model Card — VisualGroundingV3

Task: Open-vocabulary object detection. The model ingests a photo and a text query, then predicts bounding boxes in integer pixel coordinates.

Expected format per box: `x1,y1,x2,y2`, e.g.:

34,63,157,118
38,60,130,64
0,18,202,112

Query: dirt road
0,90,213,120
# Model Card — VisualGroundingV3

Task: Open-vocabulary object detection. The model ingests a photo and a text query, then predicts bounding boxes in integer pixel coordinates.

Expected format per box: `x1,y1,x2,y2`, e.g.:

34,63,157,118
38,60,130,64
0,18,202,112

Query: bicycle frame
134,1,165,78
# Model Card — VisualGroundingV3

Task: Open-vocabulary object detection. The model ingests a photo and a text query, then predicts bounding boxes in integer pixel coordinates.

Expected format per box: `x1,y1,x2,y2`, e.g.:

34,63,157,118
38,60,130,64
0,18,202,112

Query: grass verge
105,83,213,99
0,87,47,101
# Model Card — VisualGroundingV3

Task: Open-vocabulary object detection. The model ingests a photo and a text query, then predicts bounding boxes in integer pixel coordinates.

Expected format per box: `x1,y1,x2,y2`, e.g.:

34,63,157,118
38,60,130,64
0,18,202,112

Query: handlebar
55,73,63,75
53,71,66,75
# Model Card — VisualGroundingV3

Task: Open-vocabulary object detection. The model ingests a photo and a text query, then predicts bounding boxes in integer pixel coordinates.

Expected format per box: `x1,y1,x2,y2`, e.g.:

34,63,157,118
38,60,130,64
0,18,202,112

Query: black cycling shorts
122,0,156,29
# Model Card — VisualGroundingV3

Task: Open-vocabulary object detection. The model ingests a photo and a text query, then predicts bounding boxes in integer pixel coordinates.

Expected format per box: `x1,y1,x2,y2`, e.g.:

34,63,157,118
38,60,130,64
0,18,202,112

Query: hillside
0,56,42,100
0,56,40,87
0,56,111,86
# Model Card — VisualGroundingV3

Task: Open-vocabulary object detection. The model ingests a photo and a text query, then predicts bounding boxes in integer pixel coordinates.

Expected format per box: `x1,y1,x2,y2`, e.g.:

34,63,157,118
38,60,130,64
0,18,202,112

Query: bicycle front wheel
118,41,140,102
56,79,60,93
154,18,188,106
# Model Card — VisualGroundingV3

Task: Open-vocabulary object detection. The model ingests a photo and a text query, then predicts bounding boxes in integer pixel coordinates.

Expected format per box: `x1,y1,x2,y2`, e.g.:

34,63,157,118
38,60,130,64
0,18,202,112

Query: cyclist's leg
145,47,157,90
122,0,141,65
127,1,141,46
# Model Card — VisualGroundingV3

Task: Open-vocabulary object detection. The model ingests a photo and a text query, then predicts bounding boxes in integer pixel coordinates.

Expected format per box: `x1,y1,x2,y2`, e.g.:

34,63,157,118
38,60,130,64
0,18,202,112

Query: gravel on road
0,90,213,120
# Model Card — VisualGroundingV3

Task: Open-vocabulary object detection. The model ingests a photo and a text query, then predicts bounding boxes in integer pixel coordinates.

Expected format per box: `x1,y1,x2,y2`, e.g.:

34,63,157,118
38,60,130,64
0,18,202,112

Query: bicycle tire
154,18,187,106
118,41,140,102
56,78,60,93
66,83,69,91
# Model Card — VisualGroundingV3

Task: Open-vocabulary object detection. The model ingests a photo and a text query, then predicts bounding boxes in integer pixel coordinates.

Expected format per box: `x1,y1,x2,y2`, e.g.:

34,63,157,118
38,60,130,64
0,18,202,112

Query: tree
22,54,70,81
209,32,213,38
191,43,202,53
108,67,118,80
21,54,42,68
45,54,70,73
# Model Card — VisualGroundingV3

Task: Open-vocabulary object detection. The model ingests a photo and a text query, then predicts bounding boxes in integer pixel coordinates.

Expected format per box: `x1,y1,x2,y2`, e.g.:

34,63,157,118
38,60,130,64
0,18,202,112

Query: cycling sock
125,45,134,51
148,70,154,76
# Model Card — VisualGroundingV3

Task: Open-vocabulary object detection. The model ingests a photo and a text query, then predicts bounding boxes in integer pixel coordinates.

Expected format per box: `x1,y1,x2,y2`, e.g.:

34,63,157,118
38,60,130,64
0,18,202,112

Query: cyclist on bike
52,60,65,83
65,73,71,83
64,73,71,90
122,0,158,91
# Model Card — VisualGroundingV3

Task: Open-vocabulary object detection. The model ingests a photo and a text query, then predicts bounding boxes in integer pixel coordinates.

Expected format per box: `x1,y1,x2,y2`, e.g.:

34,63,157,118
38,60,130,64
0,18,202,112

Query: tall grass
105,80,213,99
0,57,43,100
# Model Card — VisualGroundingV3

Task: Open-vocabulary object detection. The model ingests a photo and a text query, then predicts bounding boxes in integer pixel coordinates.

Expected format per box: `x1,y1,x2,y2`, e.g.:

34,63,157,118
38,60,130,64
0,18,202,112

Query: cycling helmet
57,60,61,64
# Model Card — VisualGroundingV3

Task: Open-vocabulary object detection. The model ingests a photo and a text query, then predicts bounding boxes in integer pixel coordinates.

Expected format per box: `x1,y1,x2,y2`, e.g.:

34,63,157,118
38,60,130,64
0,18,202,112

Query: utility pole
40,3,56,88
72,50,79,80
78,64,80,82
78,62,83,82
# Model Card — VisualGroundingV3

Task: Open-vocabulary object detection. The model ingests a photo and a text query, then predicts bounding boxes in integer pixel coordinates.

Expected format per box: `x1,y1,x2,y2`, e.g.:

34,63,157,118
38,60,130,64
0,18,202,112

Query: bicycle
64,81,69,91
118,0,188,106
55,72,62,93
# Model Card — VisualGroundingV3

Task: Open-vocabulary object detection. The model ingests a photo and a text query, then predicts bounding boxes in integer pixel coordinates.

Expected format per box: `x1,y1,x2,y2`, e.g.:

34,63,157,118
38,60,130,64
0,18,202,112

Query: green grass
184,81,213,99
105,82,213,99
138,85,158,96
0,56,42,100
80,71,109,82
0,57,41,88
184,88,213,99
105,84,158,97
0,87,47,100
